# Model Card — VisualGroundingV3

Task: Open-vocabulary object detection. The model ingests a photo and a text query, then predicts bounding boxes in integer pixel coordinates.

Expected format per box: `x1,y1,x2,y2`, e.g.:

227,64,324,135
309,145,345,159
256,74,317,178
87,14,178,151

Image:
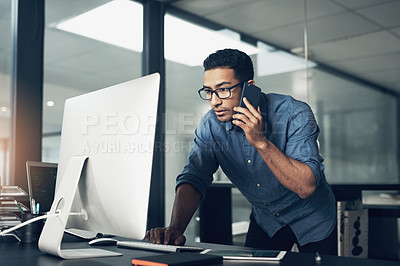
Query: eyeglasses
198,82,242,100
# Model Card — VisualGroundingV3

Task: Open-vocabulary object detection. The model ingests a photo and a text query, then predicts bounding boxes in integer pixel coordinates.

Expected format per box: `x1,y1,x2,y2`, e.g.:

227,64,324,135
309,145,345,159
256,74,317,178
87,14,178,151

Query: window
43,0,143,162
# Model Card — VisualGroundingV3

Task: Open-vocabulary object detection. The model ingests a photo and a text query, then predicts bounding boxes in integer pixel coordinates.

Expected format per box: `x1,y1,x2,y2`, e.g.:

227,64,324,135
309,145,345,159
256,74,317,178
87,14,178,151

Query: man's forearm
169,183,202,233
256,138,316,199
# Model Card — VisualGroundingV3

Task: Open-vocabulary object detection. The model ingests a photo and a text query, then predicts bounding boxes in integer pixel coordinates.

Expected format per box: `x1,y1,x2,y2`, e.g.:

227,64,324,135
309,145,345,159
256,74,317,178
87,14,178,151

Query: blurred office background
0,0,400,243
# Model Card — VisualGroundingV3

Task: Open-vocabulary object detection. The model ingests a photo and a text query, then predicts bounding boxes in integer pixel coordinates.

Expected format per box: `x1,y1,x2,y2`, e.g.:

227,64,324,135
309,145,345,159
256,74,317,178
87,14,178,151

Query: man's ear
247,80,255,85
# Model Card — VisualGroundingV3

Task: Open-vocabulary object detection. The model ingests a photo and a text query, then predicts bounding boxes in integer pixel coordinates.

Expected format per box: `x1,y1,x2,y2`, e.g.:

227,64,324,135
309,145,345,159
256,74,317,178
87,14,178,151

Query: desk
0,234,399,266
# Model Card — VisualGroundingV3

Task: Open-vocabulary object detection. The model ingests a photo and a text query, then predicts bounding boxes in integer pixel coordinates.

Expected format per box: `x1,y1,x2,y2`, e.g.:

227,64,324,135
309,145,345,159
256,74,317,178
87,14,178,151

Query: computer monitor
25,161,57,214
38,73,160,259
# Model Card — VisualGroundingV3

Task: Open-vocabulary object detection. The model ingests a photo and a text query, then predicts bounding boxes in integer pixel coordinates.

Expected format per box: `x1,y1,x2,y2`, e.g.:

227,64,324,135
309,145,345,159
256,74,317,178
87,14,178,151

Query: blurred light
0,107,7,112
46,101,55,107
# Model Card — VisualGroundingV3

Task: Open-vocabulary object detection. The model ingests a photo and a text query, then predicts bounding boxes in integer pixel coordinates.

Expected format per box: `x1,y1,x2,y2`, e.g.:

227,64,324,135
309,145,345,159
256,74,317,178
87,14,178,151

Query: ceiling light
164,16,259,66
256,42,317,77
54,0,143,52
1,107,7,112
46,101,55,107
53,0,259,67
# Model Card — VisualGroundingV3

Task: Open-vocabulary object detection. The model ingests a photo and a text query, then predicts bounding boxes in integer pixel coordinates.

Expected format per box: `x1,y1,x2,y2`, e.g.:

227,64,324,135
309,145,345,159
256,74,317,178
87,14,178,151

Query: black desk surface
0,234,398,266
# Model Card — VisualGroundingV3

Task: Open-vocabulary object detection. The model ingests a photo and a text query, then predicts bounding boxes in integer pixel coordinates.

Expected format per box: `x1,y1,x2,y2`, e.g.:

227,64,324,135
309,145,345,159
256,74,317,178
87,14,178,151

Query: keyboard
116,240,204,253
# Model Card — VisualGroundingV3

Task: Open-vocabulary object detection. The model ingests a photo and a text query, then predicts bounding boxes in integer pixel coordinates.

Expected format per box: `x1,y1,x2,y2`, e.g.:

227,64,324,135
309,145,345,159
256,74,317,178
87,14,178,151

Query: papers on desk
0,201,29,212
0,186,29,229
0,186,28,197
0,215,20,227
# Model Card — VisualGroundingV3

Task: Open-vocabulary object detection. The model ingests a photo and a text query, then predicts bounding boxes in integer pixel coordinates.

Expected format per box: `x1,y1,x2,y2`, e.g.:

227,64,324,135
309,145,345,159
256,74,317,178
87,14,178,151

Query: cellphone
239,82,262,109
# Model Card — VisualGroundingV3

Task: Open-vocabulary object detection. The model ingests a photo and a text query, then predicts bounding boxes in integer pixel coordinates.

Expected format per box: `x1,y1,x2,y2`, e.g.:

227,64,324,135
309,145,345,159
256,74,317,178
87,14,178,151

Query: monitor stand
38,155,122,259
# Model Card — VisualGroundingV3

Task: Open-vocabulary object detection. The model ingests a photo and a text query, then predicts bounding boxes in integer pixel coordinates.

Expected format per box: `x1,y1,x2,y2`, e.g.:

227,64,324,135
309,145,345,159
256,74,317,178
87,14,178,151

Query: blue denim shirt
176,93,336,246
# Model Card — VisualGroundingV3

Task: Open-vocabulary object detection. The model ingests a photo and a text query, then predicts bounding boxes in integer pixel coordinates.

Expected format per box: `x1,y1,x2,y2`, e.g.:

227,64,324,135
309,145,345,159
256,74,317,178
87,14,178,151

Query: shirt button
247,159,251,164
276,213,280,217
257,183,260,187
266,202,271,206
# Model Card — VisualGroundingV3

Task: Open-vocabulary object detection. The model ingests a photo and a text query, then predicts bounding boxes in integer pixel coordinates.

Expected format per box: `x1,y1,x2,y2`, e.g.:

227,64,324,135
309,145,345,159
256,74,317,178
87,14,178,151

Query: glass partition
43,0,142,163
253,57,398,184
308,70,398,184
0,0,12,184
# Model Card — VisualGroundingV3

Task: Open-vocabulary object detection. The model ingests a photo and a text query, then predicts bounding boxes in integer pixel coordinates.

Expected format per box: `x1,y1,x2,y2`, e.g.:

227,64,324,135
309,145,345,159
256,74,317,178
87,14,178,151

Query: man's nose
209,92,222,106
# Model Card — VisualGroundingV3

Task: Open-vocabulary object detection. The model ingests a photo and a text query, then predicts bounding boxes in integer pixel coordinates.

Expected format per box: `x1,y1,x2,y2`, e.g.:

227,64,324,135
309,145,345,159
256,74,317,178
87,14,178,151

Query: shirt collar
225,120,234,131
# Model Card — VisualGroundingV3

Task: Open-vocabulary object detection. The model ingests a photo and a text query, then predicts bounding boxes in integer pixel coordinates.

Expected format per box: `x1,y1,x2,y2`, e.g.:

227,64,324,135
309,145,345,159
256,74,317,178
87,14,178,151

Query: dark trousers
245,213,337,255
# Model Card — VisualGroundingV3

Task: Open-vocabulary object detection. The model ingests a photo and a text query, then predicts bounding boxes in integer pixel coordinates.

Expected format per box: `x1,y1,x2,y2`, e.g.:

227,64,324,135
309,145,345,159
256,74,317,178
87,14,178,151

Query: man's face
203,68,242,123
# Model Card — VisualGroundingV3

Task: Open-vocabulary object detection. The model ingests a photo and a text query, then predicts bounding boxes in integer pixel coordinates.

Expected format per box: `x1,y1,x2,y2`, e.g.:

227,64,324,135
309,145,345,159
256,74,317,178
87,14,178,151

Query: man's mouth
213,109,227,116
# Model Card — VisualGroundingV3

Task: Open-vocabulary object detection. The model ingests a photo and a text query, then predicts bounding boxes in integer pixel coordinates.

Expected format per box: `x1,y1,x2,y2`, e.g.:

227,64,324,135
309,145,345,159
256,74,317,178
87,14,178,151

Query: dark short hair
203,48,254,83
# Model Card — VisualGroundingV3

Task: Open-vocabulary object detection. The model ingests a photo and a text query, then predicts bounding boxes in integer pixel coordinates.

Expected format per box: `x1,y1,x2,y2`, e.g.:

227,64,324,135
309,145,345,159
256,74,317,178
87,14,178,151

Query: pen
31,198,36,214
14,200,25,214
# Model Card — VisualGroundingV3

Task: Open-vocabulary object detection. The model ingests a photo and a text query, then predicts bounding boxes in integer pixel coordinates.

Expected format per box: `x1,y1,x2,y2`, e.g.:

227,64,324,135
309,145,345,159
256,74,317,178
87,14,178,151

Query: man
146,48,337,255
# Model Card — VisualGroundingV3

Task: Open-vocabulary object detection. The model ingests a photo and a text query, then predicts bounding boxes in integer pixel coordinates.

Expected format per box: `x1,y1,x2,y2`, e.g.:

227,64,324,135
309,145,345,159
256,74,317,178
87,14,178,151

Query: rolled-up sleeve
285,103,324,186
176,118,219,199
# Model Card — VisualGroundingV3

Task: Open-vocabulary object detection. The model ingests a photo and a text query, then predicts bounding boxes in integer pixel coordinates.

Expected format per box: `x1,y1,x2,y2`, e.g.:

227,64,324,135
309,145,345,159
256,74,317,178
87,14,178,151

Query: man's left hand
232,98,266,149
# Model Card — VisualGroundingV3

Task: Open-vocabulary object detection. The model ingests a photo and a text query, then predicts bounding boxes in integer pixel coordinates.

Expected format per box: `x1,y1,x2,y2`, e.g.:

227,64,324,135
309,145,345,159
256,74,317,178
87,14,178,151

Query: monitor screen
38,73,160,259
25,161,57,213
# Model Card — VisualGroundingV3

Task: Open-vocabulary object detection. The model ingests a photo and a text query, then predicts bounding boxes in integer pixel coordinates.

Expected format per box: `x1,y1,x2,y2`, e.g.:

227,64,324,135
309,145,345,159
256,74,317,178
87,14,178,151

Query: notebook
131,253,222,266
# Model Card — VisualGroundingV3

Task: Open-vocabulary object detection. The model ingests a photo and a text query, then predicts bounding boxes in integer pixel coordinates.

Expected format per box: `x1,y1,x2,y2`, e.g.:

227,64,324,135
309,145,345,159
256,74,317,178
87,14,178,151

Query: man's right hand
145,184,201,246
145,226,186,246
